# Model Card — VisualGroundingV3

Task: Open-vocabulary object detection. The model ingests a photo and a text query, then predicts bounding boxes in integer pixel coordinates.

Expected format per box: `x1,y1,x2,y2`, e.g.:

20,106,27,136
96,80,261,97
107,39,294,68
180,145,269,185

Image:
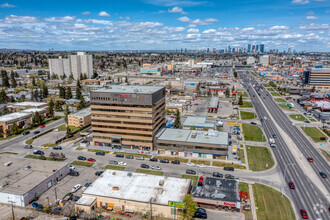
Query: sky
0,0,329,51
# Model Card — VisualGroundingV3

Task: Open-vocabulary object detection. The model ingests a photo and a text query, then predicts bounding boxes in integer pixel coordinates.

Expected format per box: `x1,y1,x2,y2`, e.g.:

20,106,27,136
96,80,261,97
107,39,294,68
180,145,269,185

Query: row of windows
92,120,152,126
93,125,152,132
157,143,226,151
92,114,152,120
93,131,152,137
91,108,153,114
91,103,153,108
93,136,152,143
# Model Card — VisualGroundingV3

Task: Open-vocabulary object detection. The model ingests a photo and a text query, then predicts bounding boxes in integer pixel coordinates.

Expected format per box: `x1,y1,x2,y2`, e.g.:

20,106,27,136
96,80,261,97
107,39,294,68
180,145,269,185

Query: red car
300,209,308,219
307,157,313,162
87,158,96,162
170,116,175,119
289,182,295,189
199,176,204,182
40,124,45,128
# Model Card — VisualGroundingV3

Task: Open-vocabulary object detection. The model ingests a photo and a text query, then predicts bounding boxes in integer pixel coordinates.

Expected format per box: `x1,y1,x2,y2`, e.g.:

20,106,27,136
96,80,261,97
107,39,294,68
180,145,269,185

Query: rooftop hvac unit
112,172,116,175
112,186,119,191
159,180,164,186
191,131,197,138
127,172,133,177
211,194,226,199
158,188,164,194
216,180,222,187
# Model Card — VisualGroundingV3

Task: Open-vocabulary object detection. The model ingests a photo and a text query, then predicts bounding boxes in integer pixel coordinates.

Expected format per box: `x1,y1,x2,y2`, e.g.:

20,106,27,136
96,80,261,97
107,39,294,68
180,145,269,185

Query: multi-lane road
240,70,329,220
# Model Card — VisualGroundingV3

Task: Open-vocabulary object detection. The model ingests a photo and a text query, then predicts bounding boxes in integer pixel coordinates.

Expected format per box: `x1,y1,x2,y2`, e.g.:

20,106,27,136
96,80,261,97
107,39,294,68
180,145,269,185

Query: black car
85,183,92,188
141,164,149,169
225,174,235,179
171,160,180,164
77,156,86,161
115,154,124,158
304,120,311,123
33,131,40,134
250,122,257,125
72,196,80,202
186,169,196,175
320,172,327,178
213,172,223,178
125,155,134,159
53,146,62,150
160,159,169,163
23,131,30,135
194,210,207,219
24,145,33,149
224,166,234,171
95,171,104,176
68,170,79,176
96,151,105,156
149,158,158,162
33,150,44,155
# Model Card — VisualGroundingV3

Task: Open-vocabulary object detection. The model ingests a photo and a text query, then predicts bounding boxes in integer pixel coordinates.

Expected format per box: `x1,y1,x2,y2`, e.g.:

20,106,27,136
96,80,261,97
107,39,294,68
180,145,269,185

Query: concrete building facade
68,107,91,128
303,68,330,90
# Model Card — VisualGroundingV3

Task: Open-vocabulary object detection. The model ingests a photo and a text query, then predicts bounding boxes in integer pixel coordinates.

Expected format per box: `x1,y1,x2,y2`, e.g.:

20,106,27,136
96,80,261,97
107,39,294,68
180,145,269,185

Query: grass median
0,152,18,155
242,124,266,142
240,145,245,164
253,183,295,220
88,149,111,154
289,114,307,121
239,182,253,220
278,104,295,111
105,165,126,171
274,98,286,102
182,174,198,186
300,126,328,142
190,159,210,165
240,111,257,120
212,161,246,169
71,160,94,167
24,154,65,161
154,156,189,163
271,92,280,96
136,169,164,176
320,149,330,162
246,146,274,171
113,152,152,158
239,102,253,108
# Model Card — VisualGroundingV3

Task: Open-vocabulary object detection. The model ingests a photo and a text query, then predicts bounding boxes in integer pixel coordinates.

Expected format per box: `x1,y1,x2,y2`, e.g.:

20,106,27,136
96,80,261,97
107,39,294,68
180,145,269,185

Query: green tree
48,98,55,118
65,87,72,99
76,87,82,99
232,85,235,92
32,111,42,126
92,72,98,79
19,94,26,102
238,94,243,105
2,106,9,115
9,96,15,103
180,194,197,220
77,96,86,110
312,85,316,93
233,70,237,78
173,109,182,129
59,86,66,99
77,79,81,89
196,83,201,95
42,85,48,98
51,73,56,79
0,89,7,103
69,73,74,80
10,72,17,88
11,123,19,135
47,72,50,80
55,100,63,111
32,77,36,86
66,124,72,138
64,105,70,124
225,88,230,97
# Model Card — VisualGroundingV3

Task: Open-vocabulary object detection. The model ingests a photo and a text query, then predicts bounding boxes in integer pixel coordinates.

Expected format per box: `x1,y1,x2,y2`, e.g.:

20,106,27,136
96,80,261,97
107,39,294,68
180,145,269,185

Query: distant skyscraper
247,44,251,53
213,48,216,53
260,44,265,53
228,46,231,53
252,45,256,52
207,48,210,53
288,48,292,54
232,48,236,53
185,48,187,53
256,45,259,52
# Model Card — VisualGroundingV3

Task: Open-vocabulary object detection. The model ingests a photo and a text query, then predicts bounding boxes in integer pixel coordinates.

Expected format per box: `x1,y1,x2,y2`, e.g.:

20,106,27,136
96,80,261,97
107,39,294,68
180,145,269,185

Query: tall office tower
180,48,183,54
185,48,187,53
207,48,210,53
213,48,217,53
247,44,251,53
228,46,231,53
232,48,236,53
256,44,259,52
91,85,166,151
288,48,292,54
260,44,265,53
251,45,256,52
48,52,93,79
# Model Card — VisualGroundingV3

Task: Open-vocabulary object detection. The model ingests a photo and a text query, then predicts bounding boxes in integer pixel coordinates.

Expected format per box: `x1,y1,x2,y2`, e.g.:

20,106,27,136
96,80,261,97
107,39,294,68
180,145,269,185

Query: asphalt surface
240,70,329,220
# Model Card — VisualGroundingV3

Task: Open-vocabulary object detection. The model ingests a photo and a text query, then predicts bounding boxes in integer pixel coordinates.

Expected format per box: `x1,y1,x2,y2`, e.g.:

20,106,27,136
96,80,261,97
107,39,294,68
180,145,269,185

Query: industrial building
68,107,91,128
207,97,219,113
90,85,166,151
155,128,228,158
76,170,191,218
303,68,330,90
191,177,240,211
0,155,70,207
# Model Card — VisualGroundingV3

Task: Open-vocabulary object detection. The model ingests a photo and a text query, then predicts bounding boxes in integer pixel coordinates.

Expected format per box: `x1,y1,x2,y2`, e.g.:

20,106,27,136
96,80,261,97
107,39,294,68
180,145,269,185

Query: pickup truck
269,138,275,144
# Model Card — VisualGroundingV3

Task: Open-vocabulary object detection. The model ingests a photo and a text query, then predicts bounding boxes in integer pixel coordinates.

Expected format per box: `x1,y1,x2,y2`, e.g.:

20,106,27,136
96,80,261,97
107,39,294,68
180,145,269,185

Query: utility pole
54,186,58,204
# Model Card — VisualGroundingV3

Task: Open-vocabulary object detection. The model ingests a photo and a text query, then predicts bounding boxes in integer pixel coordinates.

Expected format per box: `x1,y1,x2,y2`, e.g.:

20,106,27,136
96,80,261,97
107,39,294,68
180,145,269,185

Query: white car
197,164,206,168
69,165,75,170
186,162,195,166
70,184,81,193
151,165,162,170
118,161,127,166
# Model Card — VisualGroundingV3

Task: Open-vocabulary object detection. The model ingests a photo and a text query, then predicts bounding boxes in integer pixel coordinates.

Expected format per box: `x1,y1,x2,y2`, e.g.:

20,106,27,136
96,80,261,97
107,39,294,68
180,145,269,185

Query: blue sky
0,0,329,51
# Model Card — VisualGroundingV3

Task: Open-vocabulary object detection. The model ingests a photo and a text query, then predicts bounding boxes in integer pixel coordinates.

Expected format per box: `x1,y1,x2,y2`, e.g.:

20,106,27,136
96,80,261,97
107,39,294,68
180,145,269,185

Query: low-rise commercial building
0,155,69,207
76,170,191,218
0,112,32,133
208,97,219,113
156,128,228,158
10,102,48,112
68,107,91,128
182,116,215,130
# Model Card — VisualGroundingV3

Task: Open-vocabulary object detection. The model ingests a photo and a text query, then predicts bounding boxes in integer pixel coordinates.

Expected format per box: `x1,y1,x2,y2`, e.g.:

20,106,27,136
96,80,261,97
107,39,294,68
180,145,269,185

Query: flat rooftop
158,128,228,145
0,155,69,195
0,112,31,123
208,97,219,108
183,116,215,128
191,177,239,203
21,108,47,114
94,85,164,94
83,170,190,206
12,102,47,107
70,107,91,117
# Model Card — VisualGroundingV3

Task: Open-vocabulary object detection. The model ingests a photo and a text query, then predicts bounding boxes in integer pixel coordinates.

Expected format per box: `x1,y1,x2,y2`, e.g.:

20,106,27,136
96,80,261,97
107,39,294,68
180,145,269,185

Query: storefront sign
168,201,186,209
118,94,131,98
227,122,242,127
224,202,236,207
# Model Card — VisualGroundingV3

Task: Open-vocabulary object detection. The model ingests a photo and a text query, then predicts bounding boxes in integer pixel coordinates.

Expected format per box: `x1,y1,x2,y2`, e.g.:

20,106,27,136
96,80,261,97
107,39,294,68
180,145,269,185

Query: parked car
33,131,40,134
160,159,169,163
40,124,45,128
115,154,124,158
68,170,79,176
109,160,118,165
197,164,206,168
23,131,30,135
87,158,96,162
250,122,257,125
243,205,251,211
77,156,86,161
69,165,75,170
70,184,82,193
136,156,144,160
151,165,161,170
41,146,48,149
187,162,195,166
225,174,235,179
24,145,33,149
95,171,103,176
300,209,308,219
140,164,149,169
186,169,196,175
125,155,134,159
213,172,223,178
194,209,207,219
304,120,311,123
72,196,80,202
224,166,234,171
273,134,277,138
82,183,92,192
118,161,127,166
171,160,180,164
149,158,158,162
307,157,313,162
320,172,327,178
53,146,62,150
95,151,105,156
33,150,44,155
289,182,295,189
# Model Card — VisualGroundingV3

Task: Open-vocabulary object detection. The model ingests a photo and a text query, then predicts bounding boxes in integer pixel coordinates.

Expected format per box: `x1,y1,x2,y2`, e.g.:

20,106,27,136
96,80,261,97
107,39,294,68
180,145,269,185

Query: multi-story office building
247,44,251,53
90,85,166,150
303,68,330,90
256,44,259,52
260,44,265,53
48,52,93,79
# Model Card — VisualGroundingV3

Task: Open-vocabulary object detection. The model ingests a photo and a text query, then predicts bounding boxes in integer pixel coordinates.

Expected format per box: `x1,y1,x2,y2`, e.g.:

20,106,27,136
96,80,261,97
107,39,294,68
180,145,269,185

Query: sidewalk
248,184,257,220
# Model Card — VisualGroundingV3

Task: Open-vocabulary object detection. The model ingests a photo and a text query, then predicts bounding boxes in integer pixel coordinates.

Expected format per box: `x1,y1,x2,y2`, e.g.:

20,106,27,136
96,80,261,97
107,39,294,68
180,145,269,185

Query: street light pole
282,163,295,197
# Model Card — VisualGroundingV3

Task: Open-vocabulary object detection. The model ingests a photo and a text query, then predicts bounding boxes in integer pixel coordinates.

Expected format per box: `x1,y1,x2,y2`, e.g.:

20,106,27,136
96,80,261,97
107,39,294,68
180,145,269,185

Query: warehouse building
76,170,191,218
91,85,165,151
155,128,228,158
0,155,70,207
207,97,219,113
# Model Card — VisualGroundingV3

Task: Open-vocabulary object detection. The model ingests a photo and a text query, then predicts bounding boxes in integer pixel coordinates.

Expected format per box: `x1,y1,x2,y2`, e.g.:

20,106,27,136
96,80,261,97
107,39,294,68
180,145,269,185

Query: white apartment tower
49,52,93,79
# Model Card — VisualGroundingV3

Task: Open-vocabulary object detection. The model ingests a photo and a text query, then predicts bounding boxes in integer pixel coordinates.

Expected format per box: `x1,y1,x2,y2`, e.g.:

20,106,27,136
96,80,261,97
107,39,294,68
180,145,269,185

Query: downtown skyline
0,0,329,51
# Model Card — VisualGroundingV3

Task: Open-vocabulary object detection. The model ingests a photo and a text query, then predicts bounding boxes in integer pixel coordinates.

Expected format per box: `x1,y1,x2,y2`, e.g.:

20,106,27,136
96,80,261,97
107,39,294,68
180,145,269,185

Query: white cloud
143,0,207,7
306,16,318,20
82,11,90,15
119,16,130,20
187,28,199,33
98,11,110,17
44,16,76,22
168,7,186,14
4,15,39,23
178,16,190,22
292,0,310,4
202,29,216,34
1,3,16,8
270,25,289,30
178,16,218,25
242,27,255,31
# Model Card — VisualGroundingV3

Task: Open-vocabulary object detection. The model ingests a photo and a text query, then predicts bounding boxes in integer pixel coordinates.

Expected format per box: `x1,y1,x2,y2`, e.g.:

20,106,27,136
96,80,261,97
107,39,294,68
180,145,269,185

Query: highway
239,70,329,220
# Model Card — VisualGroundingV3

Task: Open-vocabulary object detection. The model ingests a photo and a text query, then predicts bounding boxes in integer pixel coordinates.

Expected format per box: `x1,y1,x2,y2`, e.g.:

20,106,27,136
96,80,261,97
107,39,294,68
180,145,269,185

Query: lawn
240,145,245,164
289,114,307,121
309,118,316,122
320,149,330,162
242,124,266,142
136,169,164,176
253,183,295,220
239,102,253,108
190,159,211,165
278,104,295,111
0,152,18,155
274,98,286,103
43,143,57,148
241,92,249,98
246,146,274,171
75,146,84,150
212,161,246,169
300,126,328,142
271,92,280,96
266,87,275,91
24,154,65,161
71,160,94,167
88,149,111,154
55,124,80,133
105,165,126,171
240,111,257,120
114,152,152,158
154,156,189,163
182,174,198,186
25,138,34,145
239,182,249,193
